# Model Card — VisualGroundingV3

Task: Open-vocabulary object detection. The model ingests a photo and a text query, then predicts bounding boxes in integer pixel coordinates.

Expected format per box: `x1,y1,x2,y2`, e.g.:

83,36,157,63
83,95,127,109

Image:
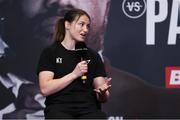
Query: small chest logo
56,57,63,64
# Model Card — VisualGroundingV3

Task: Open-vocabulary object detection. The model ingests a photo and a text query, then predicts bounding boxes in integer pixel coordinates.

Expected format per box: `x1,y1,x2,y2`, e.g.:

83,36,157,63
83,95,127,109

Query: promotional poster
0,0,180,119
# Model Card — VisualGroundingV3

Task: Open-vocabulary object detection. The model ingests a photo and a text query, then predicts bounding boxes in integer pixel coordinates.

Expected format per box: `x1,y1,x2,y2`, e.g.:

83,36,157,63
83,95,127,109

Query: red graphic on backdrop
166,67,180,88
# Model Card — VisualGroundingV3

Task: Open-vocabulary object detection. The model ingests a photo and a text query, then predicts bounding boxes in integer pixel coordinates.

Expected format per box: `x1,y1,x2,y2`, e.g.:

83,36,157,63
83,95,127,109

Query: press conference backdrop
104,0,180,118
105,0,180,87
0,0,180,119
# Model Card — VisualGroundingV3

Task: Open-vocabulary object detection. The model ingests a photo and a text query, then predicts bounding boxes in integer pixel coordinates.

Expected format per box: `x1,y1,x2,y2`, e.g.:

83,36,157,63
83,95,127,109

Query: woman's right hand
72,61,88,78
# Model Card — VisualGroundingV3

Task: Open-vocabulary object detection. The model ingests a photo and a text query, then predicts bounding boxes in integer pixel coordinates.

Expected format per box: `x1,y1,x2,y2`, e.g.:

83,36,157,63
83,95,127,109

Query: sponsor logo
122,0,146,19
165,67,180,88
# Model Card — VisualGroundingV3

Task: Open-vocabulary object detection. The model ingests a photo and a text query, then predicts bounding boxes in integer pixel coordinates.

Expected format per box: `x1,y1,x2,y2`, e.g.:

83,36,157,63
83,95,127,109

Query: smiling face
65,15,90,42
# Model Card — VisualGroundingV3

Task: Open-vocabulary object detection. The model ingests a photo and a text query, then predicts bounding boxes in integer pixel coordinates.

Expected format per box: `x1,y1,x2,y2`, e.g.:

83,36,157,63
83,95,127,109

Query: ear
65,21,70,30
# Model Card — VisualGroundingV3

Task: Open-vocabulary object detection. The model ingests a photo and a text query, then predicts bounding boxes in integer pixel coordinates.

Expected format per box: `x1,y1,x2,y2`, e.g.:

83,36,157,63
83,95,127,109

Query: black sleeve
36,47,55,75
93,53,107,78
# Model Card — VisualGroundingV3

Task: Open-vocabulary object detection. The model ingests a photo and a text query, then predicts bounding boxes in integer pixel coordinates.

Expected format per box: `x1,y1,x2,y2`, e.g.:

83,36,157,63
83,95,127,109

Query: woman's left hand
94,78,112,95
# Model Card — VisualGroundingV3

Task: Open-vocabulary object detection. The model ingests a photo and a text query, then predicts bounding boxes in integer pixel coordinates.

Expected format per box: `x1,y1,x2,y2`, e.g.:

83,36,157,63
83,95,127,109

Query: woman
37,9,111,119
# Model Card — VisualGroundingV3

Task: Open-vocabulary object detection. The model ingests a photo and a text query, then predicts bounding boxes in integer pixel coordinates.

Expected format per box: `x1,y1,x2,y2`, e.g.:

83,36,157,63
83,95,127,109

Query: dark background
104,0,180,87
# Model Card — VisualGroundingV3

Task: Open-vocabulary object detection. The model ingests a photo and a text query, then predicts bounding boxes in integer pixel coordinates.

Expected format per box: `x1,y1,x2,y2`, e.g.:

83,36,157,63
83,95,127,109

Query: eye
87,24,90,29
79,22,84,26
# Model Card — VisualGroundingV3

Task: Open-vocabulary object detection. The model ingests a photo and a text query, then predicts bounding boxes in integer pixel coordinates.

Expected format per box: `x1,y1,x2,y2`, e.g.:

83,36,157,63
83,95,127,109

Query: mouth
80,33,87,39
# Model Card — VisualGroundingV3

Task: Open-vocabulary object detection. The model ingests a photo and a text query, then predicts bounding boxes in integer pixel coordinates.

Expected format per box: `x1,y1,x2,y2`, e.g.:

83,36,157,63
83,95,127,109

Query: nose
83,25,89,33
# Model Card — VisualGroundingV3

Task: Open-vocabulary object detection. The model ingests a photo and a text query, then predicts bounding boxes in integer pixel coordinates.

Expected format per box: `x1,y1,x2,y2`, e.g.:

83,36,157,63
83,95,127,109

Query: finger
106,77,112,82
106,77,112,85
94,89,100,93
99,88,104,94
101,85,111,93
81,65,87,69
80,65,87,72
81,65,88,68
108,85,112,88
106,85,112,90
81,61,88,65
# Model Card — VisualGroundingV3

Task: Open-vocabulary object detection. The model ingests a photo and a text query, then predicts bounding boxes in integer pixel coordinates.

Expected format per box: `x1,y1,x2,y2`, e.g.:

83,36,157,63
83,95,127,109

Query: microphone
75,42,88,83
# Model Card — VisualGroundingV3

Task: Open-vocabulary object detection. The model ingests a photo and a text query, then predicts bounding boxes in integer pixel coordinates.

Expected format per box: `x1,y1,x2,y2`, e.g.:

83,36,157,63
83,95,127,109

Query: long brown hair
53,9,91,42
